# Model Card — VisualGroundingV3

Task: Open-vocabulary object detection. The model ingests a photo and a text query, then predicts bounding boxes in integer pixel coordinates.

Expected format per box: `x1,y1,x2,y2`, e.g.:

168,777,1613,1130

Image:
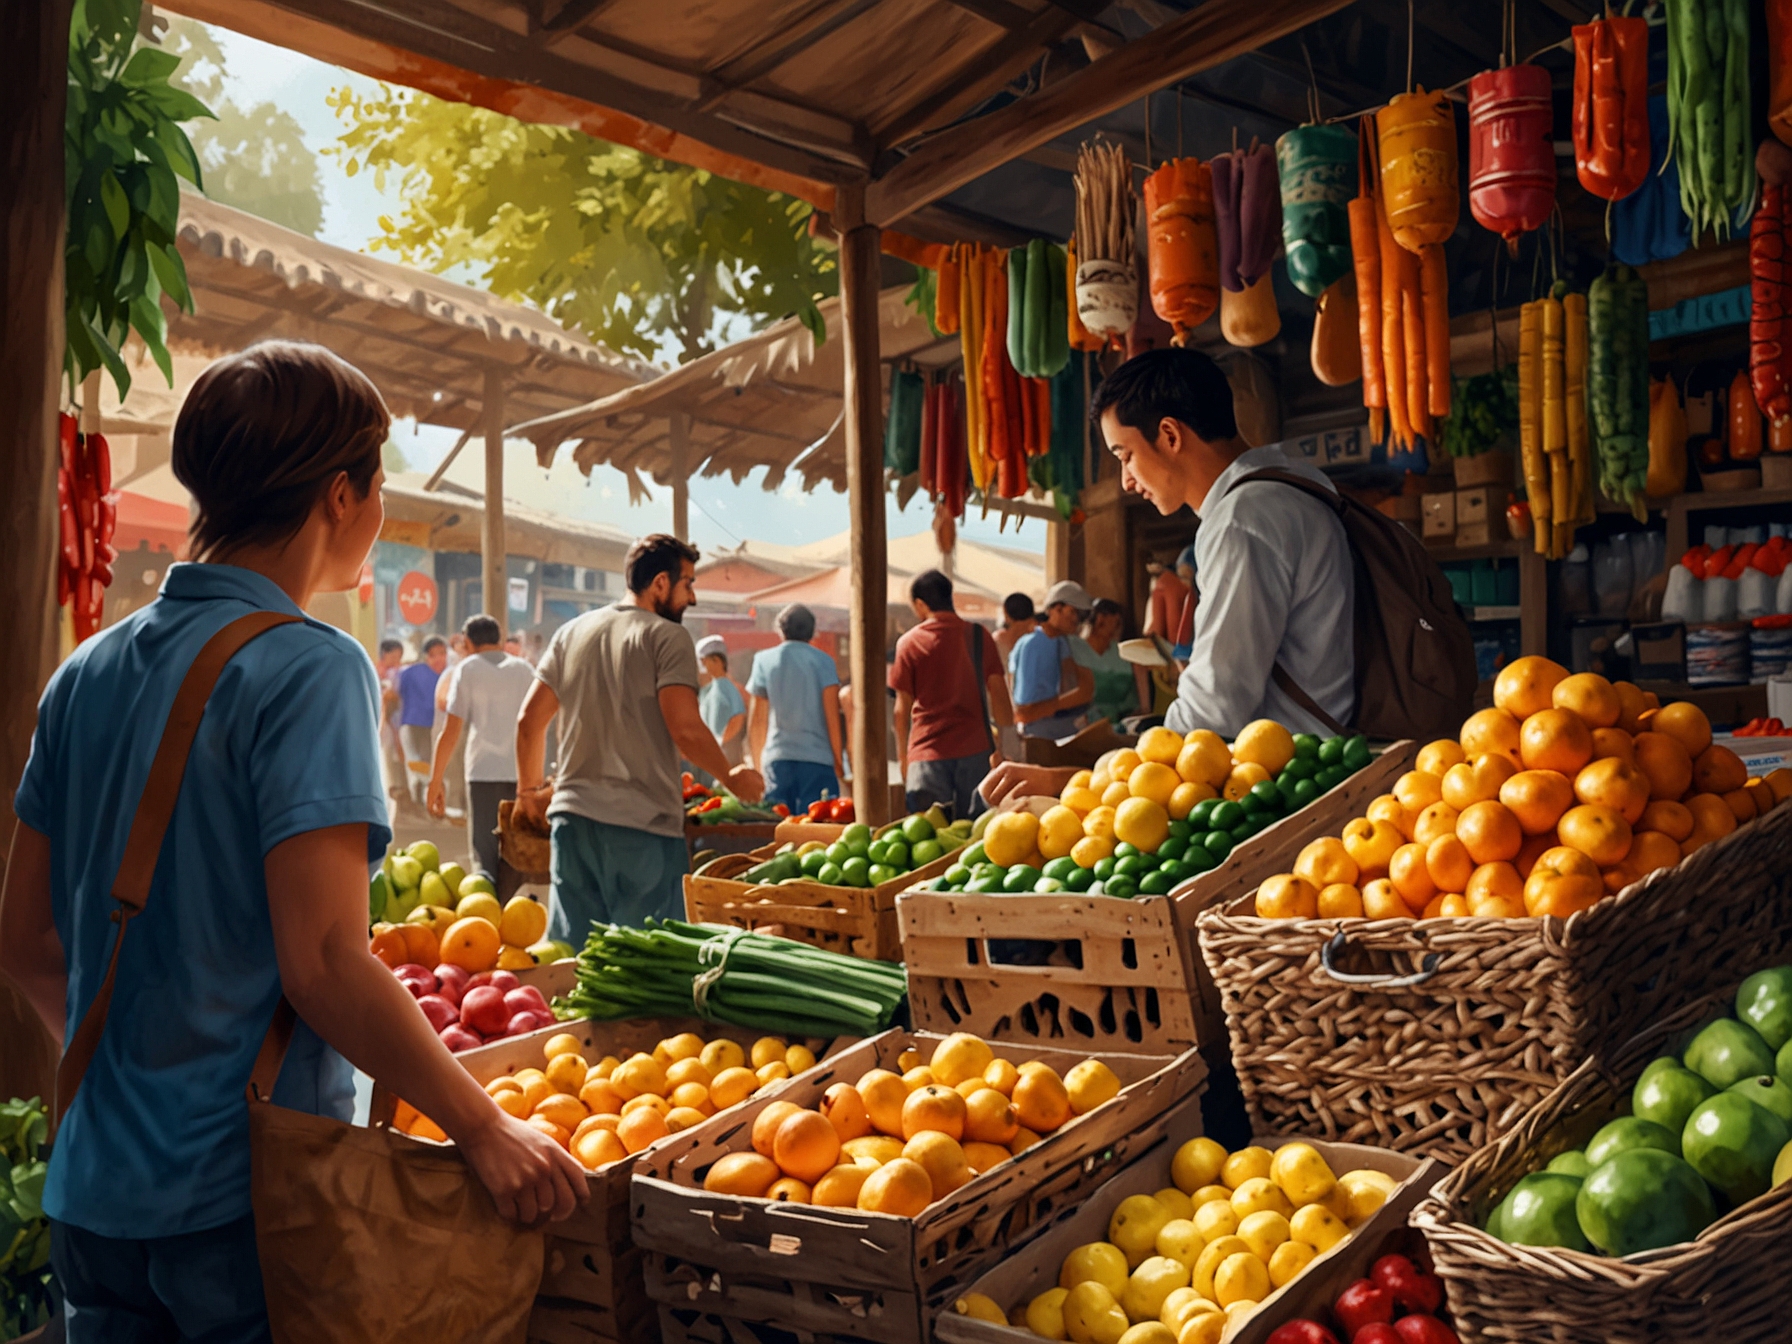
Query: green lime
1202,831,1234,860
1242,792,1273,820
801,849,830,877
1114,841,1140,859
1042,856,1077,881
966,874,1003,893
1156,836,1188,862
1113,854,1146,879
1280,756,1316,781
1230,819,1262,844
817,862,844,885
1093,857,1118,882
1189,799,1219,828
1033,876,1066,893
867,863,899,886
1105,876,1138,899
1065,866,1096,892
1292,778,1320,807
911,839,944,867
1157,859,1190,884
1139,870,1174,896
1342,736,1372,770
842,821,873,849
884,839,911,869
1317,737,1344,765
901,814,936,843
1210,801,1245,831
1167,819,1194,841
1315,765,1347,792
1181,845,1217,874
961,841,987,867
841,857,871,887
825,842,851,866
1292,733,1321,759
1003,865,1043,893
1249,780,1281,809
943,863,971,886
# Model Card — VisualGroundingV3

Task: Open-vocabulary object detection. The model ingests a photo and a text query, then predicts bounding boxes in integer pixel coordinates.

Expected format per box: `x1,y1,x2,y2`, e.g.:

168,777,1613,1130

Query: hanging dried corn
1469,64,1557,251
1145,158,1220,340
1276,122,1357,299
1073,141,1138,338
1573,15,1650,203
1518,300,1551,549
1349,117,1387,445
1563,288,1596,552
1214,139,1281,348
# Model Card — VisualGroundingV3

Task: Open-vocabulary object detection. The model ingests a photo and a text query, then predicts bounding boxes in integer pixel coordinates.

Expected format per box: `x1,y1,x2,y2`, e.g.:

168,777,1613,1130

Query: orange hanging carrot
1375,187,1411,449
1420,245,1452,421
935,242,961,335
1400,248,1431,444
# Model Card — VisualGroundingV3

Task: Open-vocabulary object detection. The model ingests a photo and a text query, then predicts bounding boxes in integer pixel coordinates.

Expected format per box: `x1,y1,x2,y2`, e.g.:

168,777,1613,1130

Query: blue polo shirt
1009,629,1083,739
744,641,839,767
13,563,391,1238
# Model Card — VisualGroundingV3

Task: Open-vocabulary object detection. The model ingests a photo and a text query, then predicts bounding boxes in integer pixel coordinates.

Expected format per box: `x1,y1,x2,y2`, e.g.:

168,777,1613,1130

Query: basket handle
1318,930,1440,987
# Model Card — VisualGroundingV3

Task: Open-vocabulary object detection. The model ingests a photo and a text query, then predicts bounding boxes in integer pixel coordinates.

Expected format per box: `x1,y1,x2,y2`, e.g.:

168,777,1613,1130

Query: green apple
389,854,424,892
1683,1018,1776,1092
381,883,422,924
1737,967,1792,1052
368,871,392,925
405,839,440,872
436,863,467,899
527,939,576,964
418,870,452,909
458,872,496,898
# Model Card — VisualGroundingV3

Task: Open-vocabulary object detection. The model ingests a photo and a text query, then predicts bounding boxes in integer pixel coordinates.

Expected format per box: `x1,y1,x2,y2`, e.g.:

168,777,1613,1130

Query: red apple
465,971,494,990
1350,1328,1400,1344
529,1009,558,1031
488,970,521,993
416,995,459,1033
504,987,548,1019
439,1024,482,1053
459,985,510,1038
1334,1279,1394,1338
432,964,471,1004
503,1012,541,1038
1392,1319,1458,1344
1267,1324,1340,1344
393,964,436,998
1372,1256,1445,1316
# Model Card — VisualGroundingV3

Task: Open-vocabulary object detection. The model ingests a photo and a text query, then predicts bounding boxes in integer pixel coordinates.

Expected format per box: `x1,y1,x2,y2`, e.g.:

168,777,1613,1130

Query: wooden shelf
1664,487,1792,558
1425,539,1523,562
1469,605,1522,622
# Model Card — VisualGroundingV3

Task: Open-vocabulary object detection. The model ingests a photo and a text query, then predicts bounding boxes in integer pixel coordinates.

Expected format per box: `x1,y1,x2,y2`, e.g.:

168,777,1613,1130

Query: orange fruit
813,1163,873,1207
572,1127,628,1170
1456,800,1524,864
1393,770,1444,814
1422,893,1471,918
903,1130,973,1201
1441,753,1519,810
766,1177,811,1203
901,1085,967,1141
901,1066,934,1091
1499,771,1575,837
1465,861,1523,906
752,1101,803,1157
842,1134,904,1167
669,1082,713,1115
617,1105,671,1154
1366,794,1417,840
1520,709,1594,775
1255,874,1319,919
533,1093,588,1132
1606,830,1683,893
859,1070,909,1136
1590,728,1637,764
1691,745,1748,795
1515,830,1557,878
612,1053,668,1100
709,1066,759,1111
772,1110,841,1183
1012,1067,1072,1133
492,1089,532,1119
1467,891,1525,919
1649,702,1712,758
819,1084,872,1142
1388,843,1436,909
1426,834,1475,893
704,1151,781,1197
1009,1128,1043,1156
1412,801,1460,845
930,1033,995,1087
1523,847,1603,918
1317,883,1364,917
1682,793,1738,856
857,1157,935,1216
1634,732,1694,801
1416,738,1468,777
1557,805,1633,866
982,1059,1021,1096
1573,757,1651,825
1722,787,1758,825
1637,799,1694,841
437,916,502,973
527,1116,572,1149
579,1078,627,1117
962,1088,1020,1144
1340,818,1403,878
1293,838,1359,890
963,1141,1013,1175
1746,778,1775,815
1552,673,1621,728
665,1107,710,1133
1768,768,1792,804
664,1056,712,1090
1362,878,1410,919
570,1113,620,1140
1495,656,1570,719
1613,680,1650,733
1460,707,1523,767
622,1093,670,1117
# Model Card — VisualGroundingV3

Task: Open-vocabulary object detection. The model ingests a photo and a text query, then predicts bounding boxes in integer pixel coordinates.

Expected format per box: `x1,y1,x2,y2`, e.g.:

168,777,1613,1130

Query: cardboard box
1454,521,1492,547
1455,487,1490,526
1631,621,1686,683
1421,493,1456,538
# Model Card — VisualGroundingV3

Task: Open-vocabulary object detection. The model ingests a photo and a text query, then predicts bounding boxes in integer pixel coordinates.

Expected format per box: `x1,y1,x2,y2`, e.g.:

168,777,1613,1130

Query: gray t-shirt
445,650,536,782
535,605,699,837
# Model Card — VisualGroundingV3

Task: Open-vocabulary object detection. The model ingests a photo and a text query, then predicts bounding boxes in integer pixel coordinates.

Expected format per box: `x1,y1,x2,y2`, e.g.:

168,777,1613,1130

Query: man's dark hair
1002,592,1035,622
910,569,954,613
463,614,501,648
1090,348,1238,446
173,341,389,559
378,638,403,657
626,533,700,594
777,604,816,643
1091,597,1124,620
706,651,729,673
421,636,446,654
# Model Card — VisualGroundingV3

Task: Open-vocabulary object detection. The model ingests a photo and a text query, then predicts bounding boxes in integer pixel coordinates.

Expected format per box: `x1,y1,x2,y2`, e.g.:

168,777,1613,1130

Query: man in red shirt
890,569,1015,819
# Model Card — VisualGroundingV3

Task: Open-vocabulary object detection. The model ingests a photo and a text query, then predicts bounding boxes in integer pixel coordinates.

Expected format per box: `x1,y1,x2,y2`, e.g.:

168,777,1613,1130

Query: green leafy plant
1440,366,1520,459
0,1098,52,1338
65,0,213,398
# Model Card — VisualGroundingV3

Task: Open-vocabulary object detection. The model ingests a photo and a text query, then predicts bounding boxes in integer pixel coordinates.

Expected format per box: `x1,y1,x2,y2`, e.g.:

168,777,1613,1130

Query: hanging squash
1468,64,1556,251
1006,240,1070,379
1571,15,1649,202
1276,123,1357,299
1073,141,1138,338
1648,375,1689,496
1221,273,1280,348
1377,88,1459,253
1311,274,1361,386
1145,158,1220,338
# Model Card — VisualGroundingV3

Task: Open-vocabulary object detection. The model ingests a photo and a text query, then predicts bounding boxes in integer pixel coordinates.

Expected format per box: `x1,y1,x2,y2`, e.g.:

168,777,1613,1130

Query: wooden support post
0,0,74,1112
483,368,507,636
669,411,691,541
1045,516,1072,585
837,184,890,825
1518,548,1548,658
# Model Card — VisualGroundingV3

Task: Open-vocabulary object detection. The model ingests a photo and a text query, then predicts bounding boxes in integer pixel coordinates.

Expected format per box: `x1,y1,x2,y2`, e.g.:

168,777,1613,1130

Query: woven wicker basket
1196,799,1792,1160
1410,987,1792,1344
497,798,551,880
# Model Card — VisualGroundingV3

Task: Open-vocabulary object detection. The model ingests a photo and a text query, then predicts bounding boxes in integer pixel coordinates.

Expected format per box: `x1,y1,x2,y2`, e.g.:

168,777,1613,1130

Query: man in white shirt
979,348,1354,805
427,613,537,878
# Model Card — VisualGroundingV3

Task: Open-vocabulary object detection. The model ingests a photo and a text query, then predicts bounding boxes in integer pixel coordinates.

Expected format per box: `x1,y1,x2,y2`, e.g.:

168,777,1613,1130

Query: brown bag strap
55,609,304,1124
1270,663,1349,736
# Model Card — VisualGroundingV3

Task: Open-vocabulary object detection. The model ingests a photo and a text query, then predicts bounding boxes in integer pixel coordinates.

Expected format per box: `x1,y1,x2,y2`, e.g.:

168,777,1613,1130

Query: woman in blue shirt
0,343,585,1342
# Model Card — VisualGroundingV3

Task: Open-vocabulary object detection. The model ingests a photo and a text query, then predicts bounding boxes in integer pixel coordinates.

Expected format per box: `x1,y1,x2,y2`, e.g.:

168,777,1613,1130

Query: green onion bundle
557,920,907,1040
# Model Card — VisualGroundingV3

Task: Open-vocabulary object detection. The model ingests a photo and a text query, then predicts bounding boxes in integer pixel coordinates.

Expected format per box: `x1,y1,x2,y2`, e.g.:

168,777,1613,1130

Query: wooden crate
630,1028,1208,1344
933,1106,1441,1344
515,957,578,1002
895,742,1417,1055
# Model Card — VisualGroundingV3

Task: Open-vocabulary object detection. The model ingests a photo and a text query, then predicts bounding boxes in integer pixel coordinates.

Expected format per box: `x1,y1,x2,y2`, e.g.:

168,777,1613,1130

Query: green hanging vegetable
1588,264,1651,516
1666,0,1755,239
1006,245,1030,374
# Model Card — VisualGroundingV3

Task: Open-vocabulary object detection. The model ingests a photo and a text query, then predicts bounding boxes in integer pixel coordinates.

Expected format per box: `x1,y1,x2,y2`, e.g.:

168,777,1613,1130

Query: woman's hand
976,762,1077,808
456,1107,589,1225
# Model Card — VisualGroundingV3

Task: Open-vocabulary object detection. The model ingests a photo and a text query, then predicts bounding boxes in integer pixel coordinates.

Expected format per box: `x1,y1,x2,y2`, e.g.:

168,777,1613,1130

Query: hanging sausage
1751,183,1792,424
1073,141,1138,339
1572,15,1649,202
1144,158,1221,340
1468,64,1556,251
1276,122,1357,299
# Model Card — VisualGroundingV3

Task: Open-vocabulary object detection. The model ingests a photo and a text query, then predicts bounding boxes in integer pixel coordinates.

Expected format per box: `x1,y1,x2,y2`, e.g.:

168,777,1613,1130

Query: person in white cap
1007,579,1096,741
691,634,746,784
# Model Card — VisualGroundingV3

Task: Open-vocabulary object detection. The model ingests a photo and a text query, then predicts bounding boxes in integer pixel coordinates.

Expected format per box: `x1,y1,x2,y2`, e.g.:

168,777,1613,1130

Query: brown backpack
1234,469,1478,741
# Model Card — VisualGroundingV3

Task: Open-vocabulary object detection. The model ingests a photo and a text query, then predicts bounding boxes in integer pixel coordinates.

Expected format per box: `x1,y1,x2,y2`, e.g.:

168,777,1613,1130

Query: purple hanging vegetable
1212,151,1242,292
1237,142,1281,286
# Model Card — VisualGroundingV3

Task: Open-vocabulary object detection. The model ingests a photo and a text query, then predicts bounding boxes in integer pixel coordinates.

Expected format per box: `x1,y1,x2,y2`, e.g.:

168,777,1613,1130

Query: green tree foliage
65,0,212,397
328,86,836,364
159,16,325,237
0,1097,51,1338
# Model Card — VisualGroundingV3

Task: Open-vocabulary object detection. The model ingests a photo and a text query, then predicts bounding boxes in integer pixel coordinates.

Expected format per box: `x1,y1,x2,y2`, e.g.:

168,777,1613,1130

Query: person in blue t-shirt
396,636,447,808
745,604,844,811
1008,580,1096,740
0,343,585,1343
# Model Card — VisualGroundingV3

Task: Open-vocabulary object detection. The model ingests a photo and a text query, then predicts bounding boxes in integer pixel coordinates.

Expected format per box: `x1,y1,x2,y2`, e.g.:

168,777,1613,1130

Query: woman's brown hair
172,341,389,559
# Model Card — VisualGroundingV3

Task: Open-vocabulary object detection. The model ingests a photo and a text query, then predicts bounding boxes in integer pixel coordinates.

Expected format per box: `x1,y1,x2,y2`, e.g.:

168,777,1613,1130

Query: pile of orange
699,1032,1125,1217
398,1030,815,1169
1254,659,1792,922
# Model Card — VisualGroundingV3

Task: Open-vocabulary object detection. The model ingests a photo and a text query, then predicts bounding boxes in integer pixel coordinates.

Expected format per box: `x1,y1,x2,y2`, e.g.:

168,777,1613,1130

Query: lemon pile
986,1136,1396,1342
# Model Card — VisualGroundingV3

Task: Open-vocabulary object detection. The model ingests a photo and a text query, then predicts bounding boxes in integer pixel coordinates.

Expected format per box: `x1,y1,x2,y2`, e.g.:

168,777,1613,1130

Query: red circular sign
396,570,438,625
357,562,375,606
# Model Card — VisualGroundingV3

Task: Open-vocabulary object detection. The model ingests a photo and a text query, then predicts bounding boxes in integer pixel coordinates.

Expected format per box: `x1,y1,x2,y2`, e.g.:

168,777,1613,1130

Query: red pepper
806,799,831,820
699,796,726,812
1571,16,1649,201
772,804,790,817
1751,184,1792,424
829,797,855,822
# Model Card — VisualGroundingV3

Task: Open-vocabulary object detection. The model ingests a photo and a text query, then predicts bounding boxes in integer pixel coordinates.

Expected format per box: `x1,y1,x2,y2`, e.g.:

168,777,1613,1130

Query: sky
200,22,1053,561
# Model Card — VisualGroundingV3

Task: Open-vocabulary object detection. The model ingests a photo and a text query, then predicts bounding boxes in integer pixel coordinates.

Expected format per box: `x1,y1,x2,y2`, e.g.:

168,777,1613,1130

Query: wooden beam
941,0,1039,30
700,0,882,105
483,368,508,636
836,184,889,825
669,411,691,541
866,0,1357,226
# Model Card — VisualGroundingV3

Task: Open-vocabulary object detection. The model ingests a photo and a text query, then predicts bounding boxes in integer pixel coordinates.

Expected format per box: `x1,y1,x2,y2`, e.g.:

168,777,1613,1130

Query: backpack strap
55,610,303,1124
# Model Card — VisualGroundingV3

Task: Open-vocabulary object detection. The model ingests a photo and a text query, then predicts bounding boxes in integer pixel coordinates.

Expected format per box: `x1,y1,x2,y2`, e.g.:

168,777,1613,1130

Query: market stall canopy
509,284,955,497
381,475,634,573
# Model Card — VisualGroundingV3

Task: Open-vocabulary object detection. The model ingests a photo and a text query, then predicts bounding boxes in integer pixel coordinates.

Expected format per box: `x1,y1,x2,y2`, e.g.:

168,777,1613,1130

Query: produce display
1253,659,1792,920
1468,64,1556,250
748,808,969,890
695,1032,1124,1215
1588,263,1651,517
924,723,1374,900
398,1028,818,1168
1144,158,1220,339
1665,0,1754,239
0,1097,51,1340
1483,966,1792,1257
368,838,572,972
993,1135,1401,1342
561,920,908,1039
392,965,556,1053
1517,283,1596,558
1265,1256,1458,1344
56,412,117,644
1570,15,1650,202
682,775,784,824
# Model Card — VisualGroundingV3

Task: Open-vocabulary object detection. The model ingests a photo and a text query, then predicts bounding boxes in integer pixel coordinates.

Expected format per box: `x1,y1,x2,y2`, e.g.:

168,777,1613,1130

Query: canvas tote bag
55,611,544,1344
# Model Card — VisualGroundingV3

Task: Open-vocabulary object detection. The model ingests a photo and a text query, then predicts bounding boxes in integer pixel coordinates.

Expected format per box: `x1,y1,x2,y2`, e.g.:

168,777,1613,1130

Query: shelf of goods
895,743,1416,1060
1412,979,1792,1344
1196,670,1792,1162
375,1016,839,1344
631,1027,1206,1344
933,1096,1442,1344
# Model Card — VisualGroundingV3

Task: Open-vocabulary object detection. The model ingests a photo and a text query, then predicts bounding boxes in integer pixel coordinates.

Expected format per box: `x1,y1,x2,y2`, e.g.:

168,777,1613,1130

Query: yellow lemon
454,891,502,927
499,894,548,948
1212,1252,1268,1308
1062,1281,1129,1344
1082,806,1117,844
1068,769,1094,790
1137,725,1185,765
1267,1239,1317,1287
1224,1301,1259,1332
1177,730,1232,787
1222,763,1273,801
1154,1218,1203,1267
1101,780,1132,809
1288,1202,1349,1253
541,1033,584,1061
1108,1194,1172,1269
1336,1169,1398,1226
785,1044,816,1074
1231,720,1296,775
1220,1146,1273,1189
1059,1241,1130,1296
1114,796,1170,853
1062,787,1104,817
1270,1143,1338,1207
1171,1137,1228,1194
1167,781,1215,820
983,811,1041,867
1072,834,1114,869
1190,1236,1250,1301
1121,1256,1192,1325
545,1052,590,1096
750,1037,788,1069
699,1038,746,1075
1118,1322,1176,1344
1235,1210,1290,1262
1177,1306,1226,1344
929,1033,994,1087
1153,1187,1194,1222
1229,1177,1293,1221
1191,1199,1238,1242
952,1293,1006,1324
1159,1286,1210,1335
1065,1059,1121,1115
1108,748,1143,782
1026,1287,1070,1340
1037,806,1086,861
1126,762,1181,808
